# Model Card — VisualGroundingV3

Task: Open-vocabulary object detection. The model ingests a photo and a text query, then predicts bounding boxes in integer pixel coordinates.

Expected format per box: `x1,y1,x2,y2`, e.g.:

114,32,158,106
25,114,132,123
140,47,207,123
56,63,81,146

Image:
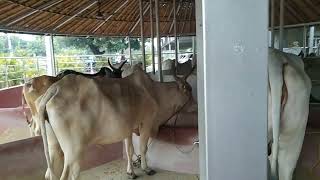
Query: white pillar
128,36,132,65
270,0,275,48
279,0,285,51
155,0,162,82
139,0,146,71
198,0,268,179
7,34,13,57
45,35,56,76
309,26,315,54
192,36,196,67
303,26,307,56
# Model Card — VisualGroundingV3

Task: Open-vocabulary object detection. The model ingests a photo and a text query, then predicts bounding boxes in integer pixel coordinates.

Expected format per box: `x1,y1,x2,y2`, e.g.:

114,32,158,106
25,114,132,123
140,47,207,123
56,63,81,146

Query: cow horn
118,60,127,70
183,64,196,81
108,58,116,71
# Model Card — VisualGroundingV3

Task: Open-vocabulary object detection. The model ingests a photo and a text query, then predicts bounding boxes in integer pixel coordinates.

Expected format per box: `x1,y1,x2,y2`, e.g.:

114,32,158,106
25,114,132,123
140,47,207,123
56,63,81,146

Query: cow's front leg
125,137,137,179
139,132,156,176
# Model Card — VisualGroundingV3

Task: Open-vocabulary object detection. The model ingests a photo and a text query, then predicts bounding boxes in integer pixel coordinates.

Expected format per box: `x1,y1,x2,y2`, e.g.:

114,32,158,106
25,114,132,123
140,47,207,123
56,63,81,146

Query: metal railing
0,52,195,89
0,57,47,89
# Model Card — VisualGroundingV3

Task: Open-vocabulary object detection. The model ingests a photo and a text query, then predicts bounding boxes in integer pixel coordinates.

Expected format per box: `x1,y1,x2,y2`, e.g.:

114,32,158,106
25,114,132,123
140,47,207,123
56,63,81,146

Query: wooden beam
53,1,97,31
128,4,150,34
7,0,63,26
91,0,129,34
181,2,192,34
169,2,181,34
285,0,305,23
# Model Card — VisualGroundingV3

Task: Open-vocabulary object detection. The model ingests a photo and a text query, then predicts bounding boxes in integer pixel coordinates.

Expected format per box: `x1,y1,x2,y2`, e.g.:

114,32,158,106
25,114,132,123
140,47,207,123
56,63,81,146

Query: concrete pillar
198,0,268,179
303,26,307,56
45,35,56,76
7,34,13,57
279,0,285,51
309,26,315,54
270,0,275,48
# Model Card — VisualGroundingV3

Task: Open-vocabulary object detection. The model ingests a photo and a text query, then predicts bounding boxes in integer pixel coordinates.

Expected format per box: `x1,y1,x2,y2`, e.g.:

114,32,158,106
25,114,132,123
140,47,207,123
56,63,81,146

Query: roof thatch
271,0,320,27
0,0,195,37
0,0,319,37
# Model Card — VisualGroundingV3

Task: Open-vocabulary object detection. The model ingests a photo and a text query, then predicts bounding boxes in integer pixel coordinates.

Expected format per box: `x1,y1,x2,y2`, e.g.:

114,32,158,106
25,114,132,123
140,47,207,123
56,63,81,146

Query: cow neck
152,81,185,124
160,90,192,127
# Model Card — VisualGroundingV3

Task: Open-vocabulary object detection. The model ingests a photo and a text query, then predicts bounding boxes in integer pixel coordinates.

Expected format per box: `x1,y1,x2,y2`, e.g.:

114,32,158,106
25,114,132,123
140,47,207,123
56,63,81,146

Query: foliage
0,56,46,89
0,33,144,89
0,34,45,56
54,36,141,55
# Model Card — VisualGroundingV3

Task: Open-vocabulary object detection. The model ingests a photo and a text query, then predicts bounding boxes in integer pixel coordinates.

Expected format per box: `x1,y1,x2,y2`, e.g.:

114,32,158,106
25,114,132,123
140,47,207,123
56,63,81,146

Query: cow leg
278,129,306,180
139,132,156,176
59,148,82,180
45,123,64,180
125,137,137,179
45,145,63,180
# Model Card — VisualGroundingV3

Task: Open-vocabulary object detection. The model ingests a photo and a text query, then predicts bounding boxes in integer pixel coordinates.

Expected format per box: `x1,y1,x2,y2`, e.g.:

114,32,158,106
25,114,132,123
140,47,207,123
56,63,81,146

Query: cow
268,48,311,180
22,60,127,136
35,64,194,180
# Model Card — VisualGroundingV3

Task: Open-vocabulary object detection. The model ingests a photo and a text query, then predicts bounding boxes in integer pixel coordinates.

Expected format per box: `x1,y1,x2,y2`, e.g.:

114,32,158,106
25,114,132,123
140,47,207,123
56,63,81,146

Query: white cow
268,48,311,180
35,65,195,180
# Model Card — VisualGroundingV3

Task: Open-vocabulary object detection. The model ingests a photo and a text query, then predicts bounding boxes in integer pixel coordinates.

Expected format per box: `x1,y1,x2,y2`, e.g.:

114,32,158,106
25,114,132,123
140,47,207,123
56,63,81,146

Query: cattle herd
21,48,311,180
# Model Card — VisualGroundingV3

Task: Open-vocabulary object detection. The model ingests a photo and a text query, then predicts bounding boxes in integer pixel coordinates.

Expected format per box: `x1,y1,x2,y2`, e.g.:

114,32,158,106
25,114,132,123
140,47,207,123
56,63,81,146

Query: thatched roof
271,0,320,27
0,0,319,37
0,0,195,37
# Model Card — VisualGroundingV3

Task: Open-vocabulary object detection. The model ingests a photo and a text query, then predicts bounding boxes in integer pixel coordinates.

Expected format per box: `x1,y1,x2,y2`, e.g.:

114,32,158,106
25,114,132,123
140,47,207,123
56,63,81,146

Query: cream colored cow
35,65,194,180
268,48,311,180
22,60,126,136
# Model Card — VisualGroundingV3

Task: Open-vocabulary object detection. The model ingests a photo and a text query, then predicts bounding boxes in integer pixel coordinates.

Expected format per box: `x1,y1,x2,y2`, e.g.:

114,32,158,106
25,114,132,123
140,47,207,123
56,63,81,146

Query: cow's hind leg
45,123,64,180
59,147,83,180
125,137,138,179
278,129,306,180
139,131,156,176
277,59,311,180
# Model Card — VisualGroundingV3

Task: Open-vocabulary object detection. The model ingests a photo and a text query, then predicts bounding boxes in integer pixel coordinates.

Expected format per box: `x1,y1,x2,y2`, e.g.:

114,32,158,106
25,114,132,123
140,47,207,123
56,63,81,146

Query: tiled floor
1,107,320,179
80,159,198,180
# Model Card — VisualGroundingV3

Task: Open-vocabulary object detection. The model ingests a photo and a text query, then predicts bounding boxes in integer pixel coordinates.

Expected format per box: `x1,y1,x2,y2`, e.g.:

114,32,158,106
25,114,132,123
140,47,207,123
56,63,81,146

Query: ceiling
0,0,319,37
0,0,195,37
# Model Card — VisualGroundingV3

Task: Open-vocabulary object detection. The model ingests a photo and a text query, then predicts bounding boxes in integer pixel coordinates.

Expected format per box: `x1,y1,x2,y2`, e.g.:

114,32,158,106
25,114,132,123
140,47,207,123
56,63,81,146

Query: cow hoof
143,169,156,176
127,172,138,179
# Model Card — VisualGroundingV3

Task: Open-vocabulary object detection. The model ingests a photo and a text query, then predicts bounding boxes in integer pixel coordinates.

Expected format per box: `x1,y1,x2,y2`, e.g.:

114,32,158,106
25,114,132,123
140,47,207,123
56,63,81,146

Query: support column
270,0,275,48
309,26,315,54
192,36,196,67
199,0,268,179
128,36,132,65
45,35,56,76
139,0,146,71
279,0,285,51
150,0,155,74
155,0,162,82
173,0,178,73
303,26,307,56
7,34,13,57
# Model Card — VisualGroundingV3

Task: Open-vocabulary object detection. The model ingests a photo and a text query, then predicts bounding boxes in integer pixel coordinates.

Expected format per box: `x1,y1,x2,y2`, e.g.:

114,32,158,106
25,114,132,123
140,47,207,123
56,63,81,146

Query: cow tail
269,62,287,180
38,86,58,179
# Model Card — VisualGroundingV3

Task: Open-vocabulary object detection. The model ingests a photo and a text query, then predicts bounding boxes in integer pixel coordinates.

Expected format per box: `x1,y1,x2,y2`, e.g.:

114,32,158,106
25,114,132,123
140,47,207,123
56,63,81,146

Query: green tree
54,36,141,55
